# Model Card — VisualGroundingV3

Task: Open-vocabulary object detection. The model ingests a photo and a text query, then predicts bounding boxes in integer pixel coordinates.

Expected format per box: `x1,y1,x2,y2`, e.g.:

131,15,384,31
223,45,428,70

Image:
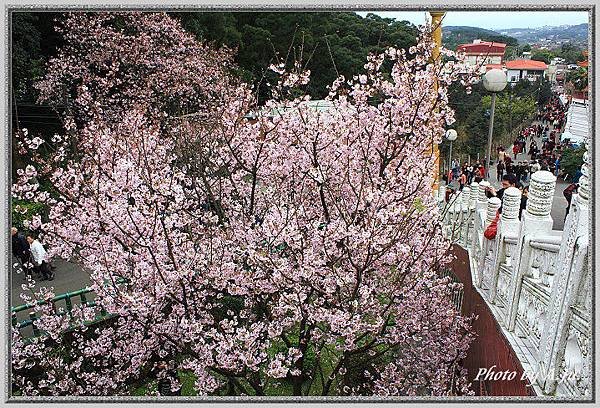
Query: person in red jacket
512,143,519,160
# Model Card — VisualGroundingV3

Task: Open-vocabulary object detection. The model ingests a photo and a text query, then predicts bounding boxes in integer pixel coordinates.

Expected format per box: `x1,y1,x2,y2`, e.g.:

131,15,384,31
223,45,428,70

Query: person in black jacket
563,183,579,220
11,227,31,272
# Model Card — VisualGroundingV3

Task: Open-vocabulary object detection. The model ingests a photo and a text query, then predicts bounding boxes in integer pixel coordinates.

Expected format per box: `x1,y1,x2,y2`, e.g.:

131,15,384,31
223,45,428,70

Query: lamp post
483,69,508,179
446,129,458,176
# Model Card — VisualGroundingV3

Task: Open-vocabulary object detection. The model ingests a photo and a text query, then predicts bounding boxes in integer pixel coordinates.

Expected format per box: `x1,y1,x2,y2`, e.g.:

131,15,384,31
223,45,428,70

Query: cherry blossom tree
12,12,476,396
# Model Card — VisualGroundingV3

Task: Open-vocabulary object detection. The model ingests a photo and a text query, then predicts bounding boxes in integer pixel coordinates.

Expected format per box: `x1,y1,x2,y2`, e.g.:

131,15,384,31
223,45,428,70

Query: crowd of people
497,96,570,182
11,227,55,281
443,93,582,222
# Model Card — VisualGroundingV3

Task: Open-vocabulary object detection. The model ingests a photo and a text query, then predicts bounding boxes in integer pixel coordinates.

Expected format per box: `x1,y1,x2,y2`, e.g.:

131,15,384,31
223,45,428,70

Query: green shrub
560,146,586,180
11,199,47,232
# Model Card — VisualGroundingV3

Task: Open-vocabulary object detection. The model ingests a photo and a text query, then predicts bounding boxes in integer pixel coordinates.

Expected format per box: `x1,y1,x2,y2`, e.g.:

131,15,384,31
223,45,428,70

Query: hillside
498,23,588,48
443,26,518,50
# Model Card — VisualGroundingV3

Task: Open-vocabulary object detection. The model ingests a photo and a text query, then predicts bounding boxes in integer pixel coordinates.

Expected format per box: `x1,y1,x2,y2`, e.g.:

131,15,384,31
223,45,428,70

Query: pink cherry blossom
12,12,477,397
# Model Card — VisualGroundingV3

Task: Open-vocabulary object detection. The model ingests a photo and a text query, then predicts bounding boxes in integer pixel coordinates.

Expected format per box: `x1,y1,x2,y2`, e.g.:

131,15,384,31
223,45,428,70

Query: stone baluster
450,191,463,242
485,197,501,226
489,187,522,304
477,197,501,289
459,186,471,245
474,181,490,252
469,181,487,255
438,184,446,212
505,170,556,332
477,180,491,212
461,183,479,249
469,182,479,210
538,150,591,395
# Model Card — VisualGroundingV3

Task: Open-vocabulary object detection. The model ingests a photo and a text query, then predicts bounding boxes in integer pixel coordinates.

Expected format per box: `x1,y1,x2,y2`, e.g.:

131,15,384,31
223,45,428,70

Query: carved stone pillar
501,187,522,227
477,180,490,212
461,182,477,247
470,181,488,255
459,186,471,245
448,191,462,242
478,197,502,289
505,170,556,331
538,150,591,395
438,184,446,212
489,187,522,304
469,182,479,210
486,197,501,226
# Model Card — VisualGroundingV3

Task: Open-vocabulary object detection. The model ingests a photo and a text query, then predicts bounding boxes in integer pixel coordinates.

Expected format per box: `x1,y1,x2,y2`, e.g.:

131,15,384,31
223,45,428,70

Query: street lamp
483,69,507,180
446,129,458,178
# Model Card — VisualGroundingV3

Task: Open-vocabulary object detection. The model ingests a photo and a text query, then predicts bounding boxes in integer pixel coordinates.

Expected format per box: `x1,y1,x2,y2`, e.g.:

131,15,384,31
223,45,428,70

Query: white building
457,40,506,74
505,59,548,83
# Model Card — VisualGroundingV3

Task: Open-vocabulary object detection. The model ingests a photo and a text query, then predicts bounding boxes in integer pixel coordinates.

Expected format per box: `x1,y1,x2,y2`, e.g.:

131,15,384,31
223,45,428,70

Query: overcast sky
357,11,589,30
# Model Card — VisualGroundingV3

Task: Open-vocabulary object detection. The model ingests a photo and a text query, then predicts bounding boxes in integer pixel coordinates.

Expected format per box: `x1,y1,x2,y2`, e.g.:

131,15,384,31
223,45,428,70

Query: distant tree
531,48,554,64
556,43,585,64
560,145,586,180
175,12,418,101
566,67,588,91
11,12,62,102
536,77,552,106
442,26,517,51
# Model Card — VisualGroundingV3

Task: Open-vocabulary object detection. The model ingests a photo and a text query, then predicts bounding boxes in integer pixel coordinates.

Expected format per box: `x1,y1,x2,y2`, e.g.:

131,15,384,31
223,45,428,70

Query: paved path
487,118,568,231
11,257,91,309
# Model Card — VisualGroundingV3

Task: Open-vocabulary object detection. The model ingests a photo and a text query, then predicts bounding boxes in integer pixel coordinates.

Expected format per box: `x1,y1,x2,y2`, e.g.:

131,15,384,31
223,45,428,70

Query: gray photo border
1,1,597,406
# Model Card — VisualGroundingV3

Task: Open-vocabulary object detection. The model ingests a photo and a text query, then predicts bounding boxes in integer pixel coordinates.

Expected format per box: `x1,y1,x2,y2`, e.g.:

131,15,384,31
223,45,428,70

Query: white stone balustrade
438,151,592,398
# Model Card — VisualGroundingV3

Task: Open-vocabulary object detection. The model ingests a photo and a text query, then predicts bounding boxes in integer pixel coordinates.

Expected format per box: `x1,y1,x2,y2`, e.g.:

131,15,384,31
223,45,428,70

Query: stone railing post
458,186,471,245
538,150,591,395
485,197,501,226
470,181,488,255
489,187,522,303
465,182,478,245
469,181,489,287
438,184,446,212
476,180,490,212
449,191,462,242
477,196,501,289
505,170,556,331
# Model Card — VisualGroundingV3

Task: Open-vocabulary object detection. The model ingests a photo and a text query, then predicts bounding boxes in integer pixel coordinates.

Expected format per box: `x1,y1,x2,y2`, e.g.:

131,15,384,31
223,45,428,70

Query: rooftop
505,59,548,70
457,40,507,55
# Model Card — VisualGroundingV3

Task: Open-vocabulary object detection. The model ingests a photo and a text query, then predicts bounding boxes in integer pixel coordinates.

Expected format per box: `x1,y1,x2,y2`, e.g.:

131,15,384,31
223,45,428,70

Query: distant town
445,23,588,101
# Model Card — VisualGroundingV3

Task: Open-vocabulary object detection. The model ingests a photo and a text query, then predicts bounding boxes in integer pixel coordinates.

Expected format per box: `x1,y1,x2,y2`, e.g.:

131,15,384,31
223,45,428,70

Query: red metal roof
505,59,548,70
577,60,589,67
457,41,507,55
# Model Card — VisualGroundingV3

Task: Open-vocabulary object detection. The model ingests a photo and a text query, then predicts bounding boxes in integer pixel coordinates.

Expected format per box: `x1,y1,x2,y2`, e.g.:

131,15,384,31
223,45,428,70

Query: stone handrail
438,149,592,398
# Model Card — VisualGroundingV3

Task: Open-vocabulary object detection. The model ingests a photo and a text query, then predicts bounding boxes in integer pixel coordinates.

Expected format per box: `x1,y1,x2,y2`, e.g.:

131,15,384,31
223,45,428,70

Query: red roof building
457,40,507,73
457,40,507,56
505,60,548,83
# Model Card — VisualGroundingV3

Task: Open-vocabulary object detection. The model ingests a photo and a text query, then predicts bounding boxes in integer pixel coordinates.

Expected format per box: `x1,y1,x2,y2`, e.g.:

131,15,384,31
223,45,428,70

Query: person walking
27,234,54,281
466,163,474,184
459,171,467,191
563,183,579,220
498,148,506,164
496,161,505,182
11,227,32,274
512,143,519,160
